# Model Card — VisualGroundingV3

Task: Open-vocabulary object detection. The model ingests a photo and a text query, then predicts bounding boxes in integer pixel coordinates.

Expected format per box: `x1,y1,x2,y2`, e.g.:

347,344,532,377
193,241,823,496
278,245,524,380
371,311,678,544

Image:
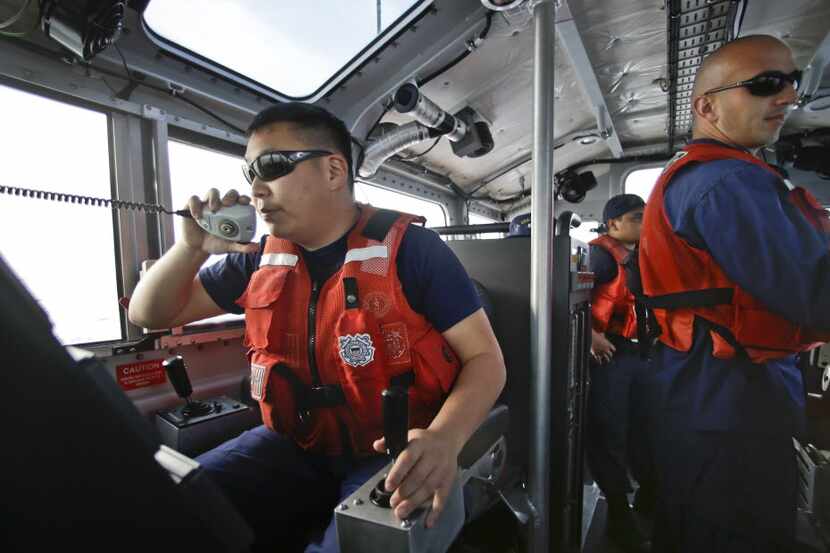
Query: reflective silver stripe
259,253,299,267
344,245,388,264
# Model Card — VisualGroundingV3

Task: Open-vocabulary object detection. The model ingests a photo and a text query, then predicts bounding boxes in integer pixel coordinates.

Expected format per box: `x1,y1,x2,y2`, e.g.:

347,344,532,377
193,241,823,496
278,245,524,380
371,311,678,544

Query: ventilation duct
358,122,439,178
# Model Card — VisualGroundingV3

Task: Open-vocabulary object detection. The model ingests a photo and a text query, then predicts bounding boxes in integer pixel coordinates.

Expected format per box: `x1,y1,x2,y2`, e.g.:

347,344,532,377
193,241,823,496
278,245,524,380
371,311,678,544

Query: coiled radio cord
0,184,191,217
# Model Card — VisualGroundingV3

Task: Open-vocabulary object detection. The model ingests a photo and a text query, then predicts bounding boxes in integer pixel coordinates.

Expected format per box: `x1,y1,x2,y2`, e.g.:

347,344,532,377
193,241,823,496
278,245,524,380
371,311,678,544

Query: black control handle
163,355,193,400
382,386,409,459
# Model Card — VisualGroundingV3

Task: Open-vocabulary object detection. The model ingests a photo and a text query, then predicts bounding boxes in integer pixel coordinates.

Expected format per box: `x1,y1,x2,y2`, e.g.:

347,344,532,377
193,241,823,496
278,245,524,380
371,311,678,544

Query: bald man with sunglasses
129,103,505,553
636,35,830,552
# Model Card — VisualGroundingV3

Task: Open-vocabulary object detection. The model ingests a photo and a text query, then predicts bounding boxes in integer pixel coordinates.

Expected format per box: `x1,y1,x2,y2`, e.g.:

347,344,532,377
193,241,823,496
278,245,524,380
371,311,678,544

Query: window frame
0,83,125,346
621,163,665,201
355,178,448,227
0,81,461,347
140,0,434,102
161,135,253,332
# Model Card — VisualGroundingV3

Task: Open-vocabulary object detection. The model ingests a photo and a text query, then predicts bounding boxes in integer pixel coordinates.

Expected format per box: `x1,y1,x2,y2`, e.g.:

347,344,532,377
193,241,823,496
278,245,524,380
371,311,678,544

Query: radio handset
176,204,257,243
0,185,257,243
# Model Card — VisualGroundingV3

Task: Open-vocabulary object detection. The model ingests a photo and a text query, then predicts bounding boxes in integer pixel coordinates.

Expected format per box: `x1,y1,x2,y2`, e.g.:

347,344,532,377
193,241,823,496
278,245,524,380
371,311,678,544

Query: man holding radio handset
129,102,505,553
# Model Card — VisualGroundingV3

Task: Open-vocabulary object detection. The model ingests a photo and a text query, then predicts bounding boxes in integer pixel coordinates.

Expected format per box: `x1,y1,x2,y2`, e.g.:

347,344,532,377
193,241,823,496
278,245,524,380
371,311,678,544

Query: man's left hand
372,427,460,527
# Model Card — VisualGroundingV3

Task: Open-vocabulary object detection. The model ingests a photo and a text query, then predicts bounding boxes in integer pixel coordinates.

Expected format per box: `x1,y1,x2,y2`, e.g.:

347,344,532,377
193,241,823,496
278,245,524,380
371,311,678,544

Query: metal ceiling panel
568,0,669,145
381,10,596,190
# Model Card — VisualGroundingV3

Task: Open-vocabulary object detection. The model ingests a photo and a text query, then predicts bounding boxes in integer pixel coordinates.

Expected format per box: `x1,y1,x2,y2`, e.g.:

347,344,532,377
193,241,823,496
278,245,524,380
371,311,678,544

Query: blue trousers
651,428,797,553
196,425,389,553
586,346,656,498
646,330,803,552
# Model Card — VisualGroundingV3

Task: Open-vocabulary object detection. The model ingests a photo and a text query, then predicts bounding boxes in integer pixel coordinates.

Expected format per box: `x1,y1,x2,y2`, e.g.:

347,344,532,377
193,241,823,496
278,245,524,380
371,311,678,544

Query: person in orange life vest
129,103,506,553
586,194,655,553
638,36,829,552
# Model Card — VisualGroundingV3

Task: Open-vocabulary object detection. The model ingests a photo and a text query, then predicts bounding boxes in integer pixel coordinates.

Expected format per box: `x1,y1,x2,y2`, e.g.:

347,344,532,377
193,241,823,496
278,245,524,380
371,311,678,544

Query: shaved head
689,35,798,149
692,35,791,99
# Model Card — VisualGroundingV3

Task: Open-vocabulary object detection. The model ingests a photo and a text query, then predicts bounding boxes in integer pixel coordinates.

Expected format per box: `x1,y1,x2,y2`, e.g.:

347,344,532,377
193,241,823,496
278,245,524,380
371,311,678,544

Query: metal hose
358,121,439,178
394,83,467,142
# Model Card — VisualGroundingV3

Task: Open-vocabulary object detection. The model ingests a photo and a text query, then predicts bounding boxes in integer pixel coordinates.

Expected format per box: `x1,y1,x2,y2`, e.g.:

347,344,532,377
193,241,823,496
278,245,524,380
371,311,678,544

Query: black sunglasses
242,150,332,184
704,69,802,97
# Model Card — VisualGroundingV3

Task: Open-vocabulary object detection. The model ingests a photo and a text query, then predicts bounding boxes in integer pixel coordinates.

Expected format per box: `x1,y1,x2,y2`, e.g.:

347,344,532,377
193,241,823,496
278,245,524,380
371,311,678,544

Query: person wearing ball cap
586,193,655,553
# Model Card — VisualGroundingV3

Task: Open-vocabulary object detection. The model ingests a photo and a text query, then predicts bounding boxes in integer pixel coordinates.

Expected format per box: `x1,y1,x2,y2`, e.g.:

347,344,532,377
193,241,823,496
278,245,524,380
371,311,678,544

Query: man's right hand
182,188,259,255
591,330,616,364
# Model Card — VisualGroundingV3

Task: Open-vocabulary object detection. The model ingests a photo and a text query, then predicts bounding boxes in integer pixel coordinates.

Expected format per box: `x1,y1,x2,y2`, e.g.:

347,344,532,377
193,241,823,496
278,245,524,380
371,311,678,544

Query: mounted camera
40,0,125,61
775,130,830,179
555,169,598,203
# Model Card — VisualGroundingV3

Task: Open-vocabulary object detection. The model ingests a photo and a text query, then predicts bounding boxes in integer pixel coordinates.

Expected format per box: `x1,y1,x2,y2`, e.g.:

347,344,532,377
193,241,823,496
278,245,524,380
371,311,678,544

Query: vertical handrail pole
528,1,556,552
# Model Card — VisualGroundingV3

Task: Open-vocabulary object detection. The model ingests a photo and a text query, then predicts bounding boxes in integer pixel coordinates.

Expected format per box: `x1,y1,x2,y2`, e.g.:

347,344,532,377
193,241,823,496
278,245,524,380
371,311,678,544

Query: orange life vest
639,142,830,363
589,234,638,339
236,205,461,455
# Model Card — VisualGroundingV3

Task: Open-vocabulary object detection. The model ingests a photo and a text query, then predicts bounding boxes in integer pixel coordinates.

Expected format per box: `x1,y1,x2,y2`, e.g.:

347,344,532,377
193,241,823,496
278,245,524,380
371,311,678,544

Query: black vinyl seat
0,255,253,552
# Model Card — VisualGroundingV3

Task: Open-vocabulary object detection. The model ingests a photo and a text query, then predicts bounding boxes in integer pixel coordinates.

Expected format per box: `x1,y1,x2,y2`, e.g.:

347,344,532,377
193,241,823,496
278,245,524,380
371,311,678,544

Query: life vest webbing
643,288,734,309
362,209,400,241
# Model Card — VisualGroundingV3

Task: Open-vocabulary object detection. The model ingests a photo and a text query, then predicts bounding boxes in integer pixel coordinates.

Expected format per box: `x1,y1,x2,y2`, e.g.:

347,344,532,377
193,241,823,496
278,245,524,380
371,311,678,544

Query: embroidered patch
381,322,411,365
250,363,266,401
363,291,392,318
338,333,376,367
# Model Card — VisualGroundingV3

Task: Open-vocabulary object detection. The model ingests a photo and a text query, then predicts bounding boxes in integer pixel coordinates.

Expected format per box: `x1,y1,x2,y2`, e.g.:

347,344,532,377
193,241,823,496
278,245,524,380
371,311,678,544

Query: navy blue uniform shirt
655,139,830,435
199,222,481,333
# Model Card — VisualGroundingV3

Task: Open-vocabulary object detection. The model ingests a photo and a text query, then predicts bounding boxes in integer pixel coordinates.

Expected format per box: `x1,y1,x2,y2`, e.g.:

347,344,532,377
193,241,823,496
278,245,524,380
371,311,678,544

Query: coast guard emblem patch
338,333,376,367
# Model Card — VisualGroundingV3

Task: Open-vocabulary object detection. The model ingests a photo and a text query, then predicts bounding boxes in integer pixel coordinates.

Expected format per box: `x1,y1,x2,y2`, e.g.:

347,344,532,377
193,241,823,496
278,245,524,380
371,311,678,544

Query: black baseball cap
602,194,645,223
507,213,531,237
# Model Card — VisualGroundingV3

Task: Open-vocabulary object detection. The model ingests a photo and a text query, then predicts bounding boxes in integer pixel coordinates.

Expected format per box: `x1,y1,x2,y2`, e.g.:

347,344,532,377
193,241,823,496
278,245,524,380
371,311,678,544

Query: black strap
362,209,399,241
343,277,359,310
643,288,733,309
303,385,347,409
390,370,415,388
632,299,653,358
694,317,750,360
271,364,346,410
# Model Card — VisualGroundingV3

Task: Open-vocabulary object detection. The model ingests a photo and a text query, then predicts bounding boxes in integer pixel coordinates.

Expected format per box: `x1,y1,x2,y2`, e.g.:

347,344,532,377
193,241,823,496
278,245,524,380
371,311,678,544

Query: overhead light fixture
480,0,527,11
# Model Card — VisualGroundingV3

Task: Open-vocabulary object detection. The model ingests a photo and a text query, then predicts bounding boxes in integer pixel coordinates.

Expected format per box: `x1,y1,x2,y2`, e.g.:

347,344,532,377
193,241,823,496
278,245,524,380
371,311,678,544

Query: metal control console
156,395,260,456
336,436,507,553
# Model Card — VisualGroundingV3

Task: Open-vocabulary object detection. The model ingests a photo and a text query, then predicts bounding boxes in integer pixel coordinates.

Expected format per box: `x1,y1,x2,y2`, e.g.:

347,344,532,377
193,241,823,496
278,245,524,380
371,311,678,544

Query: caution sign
116,359,166,391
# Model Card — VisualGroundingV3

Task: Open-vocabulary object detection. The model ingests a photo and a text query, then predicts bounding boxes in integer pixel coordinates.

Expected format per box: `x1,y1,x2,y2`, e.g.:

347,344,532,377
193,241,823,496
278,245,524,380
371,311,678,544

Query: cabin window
469,213,498,225
0,85,120,345
624,167,663,202
355,181,447,227
571,220,600,245
468,212,505,239
167,140,269,326
143,0,430,99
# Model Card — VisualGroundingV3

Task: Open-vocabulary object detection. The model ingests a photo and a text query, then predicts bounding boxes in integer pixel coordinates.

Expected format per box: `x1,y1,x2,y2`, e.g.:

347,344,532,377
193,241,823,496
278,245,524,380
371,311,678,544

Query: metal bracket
594,104,613,140
159,327,244,349
497,481,535,526
799,29,830,107
555,0,624,157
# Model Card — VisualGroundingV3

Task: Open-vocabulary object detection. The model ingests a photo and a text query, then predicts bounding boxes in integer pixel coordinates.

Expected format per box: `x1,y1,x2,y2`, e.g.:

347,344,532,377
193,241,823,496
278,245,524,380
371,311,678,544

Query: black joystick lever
382,386,409,459
371,386,409,508
163,355,213,418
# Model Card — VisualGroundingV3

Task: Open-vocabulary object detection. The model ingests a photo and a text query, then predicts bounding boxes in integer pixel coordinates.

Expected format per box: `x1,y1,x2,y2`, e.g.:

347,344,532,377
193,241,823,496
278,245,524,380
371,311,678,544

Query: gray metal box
335,461,465,553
